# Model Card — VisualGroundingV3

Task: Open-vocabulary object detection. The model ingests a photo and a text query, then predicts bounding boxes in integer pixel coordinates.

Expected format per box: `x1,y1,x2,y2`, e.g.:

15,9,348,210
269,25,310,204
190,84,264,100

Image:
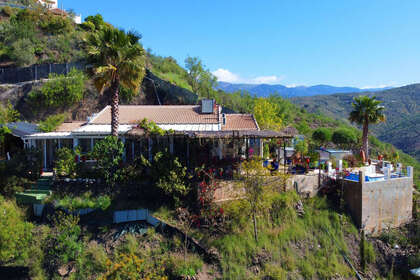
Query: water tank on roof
201,99,214,114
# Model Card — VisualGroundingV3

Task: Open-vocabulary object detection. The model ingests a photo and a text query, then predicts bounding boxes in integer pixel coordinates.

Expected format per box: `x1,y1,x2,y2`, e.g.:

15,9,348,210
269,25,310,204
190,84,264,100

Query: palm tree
349,96,385,161
86,27,145,136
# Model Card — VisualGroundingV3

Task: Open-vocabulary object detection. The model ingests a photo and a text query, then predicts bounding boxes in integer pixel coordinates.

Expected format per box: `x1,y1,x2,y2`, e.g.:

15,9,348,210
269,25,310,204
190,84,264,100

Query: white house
38,0,58,9
38,0,82,24
6,100,295,170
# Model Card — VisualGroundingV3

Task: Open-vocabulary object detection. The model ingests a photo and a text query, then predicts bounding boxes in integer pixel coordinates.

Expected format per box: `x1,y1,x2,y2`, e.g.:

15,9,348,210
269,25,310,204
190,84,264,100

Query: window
79,138,91,154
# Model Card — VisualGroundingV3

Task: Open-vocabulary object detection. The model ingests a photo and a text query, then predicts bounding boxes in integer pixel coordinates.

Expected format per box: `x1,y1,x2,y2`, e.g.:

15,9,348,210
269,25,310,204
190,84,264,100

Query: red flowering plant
195,166,225,233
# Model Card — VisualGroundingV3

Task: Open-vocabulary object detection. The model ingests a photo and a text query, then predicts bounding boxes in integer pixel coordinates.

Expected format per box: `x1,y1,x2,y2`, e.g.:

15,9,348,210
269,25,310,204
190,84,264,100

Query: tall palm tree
85,27,145,136
349,95,385,161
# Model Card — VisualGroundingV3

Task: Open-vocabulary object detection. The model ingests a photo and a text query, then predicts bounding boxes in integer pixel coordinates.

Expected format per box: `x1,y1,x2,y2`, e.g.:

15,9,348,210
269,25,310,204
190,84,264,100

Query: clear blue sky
66,0,420,87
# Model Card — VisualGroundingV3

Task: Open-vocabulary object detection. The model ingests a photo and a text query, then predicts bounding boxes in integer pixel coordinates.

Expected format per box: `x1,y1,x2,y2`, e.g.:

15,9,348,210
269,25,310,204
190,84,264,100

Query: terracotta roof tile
56,122,85,132
222,114,258,131
90,105,220,125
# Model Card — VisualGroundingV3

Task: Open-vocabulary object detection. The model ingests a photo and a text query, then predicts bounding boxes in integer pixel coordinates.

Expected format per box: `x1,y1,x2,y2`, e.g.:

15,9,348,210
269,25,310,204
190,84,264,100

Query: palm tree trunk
362,120,369,162
110,79,120,137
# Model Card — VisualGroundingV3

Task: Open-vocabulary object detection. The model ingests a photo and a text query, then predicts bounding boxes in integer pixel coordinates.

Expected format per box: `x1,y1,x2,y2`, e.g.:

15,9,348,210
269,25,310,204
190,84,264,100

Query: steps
15,176,53,204
32,177,53,191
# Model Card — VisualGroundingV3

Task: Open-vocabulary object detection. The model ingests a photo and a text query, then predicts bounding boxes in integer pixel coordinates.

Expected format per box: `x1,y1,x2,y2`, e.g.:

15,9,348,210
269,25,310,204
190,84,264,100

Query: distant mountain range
291,84,420,161
216,81,392,97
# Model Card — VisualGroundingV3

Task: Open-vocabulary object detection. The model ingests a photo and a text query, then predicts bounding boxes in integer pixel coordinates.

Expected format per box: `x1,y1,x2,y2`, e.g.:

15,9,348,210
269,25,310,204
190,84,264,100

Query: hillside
0,2,86,67
216,81,390,98
291,84,420,161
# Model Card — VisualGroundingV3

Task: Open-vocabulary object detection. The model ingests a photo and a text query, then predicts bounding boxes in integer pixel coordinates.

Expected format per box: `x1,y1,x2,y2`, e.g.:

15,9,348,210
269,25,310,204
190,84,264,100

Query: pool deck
341,167,413,235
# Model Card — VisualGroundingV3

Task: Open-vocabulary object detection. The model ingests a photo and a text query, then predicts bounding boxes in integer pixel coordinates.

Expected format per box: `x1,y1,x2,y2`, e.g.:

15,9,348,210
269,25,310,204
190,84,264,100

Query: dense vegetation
0,3,85,66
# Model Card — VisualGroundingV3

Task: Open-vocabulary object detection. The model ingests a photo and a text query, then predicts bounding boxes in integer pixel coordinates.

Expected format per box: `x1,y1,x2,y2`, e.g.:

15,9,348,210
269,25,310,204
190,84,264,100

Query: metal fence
0,62,86,84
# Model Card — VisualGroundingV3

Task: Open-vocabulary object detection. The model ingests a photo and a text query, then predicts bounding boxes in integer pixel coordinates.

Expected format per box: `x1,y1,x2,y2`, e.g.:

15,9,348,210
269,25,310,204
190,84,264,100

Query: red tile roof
222,114,259,131
88,105,259,132
50,8,67,16
90,105,220,125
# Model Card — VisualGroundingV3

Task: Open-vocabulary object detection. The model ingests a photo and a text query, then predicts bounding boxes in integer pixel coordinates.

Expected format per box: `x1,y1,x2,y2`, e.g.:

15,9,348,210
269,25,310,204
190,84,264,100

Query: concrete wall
291,174,319,197
343,168,413,235
213,173,320,202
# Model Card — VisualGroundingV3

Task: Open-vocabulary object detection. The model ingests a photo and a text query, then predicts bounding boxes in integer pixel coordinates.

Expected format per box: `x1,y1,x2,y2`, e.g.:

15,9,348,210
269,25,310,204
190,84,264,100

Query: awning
6,122,39,138
126,126,297,139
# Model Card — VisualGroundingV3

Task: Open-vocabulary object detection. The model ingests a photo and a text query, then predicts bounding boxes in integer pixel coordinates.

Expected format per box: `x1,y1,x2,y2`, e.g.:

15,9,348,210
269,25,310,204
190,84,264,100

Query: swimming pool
344,173,385,182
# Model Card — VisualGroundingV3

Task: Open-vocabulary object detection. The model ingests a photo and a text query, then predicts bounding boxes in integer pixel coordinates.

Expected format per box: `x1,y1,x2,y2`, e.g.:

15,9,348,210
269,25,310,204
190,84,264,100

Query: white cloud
250,75,284,84
212,68,241,83
360,84,395,89
212,68,284,84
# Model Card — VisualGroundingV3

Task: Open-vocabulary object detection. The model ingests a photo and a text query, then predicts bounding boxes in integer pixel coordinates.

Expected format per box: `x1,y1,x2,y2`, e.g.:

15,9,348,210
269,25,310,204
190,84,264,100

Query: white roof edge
88,105,110,124
24,132,72,139
251,114,260,131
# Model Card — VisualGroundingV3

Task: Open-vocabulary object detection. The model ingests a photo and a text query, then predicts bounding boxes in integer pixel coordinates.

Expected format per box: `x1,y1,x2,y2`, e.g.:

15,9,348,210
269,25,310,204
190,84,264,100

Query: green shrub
342,160,349,169
39,12,73,34
55,192,111,211
100,252,168,280
139,150,190,206
29,68,86,108
138,118,170,136
262,264,287,280
74,241,109,279
0,196,34,265
116,233,139,255
364,239,376,264
0,147,42,184
38,113,66,132
332,128,358,149
2,6,14,17
44,211,82,276
312,127,333,146
27,225,50,280
9,38,36,66
379,228,409,247
92,136,124,187
0,175,28,197
167,254,203,278
54,147,77,177
299,259,315,279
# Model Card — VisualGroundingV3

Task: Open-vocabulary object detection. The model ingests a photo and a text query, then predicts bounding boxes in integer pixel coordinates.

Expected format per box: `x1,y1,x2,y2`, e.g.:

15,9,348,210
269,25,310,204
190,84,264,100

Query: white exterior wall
73,14,82,24
158,123,220,131
39,0,58,9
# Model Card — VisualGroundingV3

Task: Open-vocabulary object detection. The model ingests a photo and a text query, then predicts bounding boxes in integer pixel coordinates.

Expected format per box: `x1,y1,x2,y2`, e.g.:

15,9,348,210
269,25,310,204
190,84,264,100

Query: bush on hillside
29,68,86,108
1,6,15,17
312,127,333,146
74,241,109,280
0,196,34,265
54,192,111,211
138,150,190,206
39,12,73,35
9,38,37,66
43,211,82,276
332,128,358,149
